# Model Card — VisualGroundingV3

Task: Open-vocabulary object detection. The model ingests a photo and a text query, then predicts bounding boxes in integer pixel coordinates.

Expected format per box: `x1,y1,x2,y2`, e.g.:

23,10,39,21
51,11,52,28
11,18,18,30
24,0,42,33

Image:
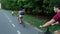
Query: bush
43,0,60,15
1,0,23,10
1,0,60,15
32,7,41,14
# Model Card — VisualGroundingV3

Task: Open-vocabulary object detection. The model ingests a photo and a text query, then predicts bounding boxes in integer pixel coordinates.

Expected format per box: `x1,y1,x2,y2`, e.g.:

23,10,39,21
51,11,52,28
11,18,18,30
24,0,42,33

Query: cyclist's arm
41,19,55,27
40,13,60,27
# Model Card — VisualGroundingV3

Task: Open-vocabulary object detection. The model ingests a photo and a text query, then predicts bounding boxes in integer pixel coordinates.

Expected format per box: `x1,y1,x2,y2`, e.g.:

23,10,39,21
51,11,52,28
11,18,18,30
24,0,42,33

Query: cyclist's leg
19,15,23,24
20,17,23,23
54,30,60,34
19,15,25,27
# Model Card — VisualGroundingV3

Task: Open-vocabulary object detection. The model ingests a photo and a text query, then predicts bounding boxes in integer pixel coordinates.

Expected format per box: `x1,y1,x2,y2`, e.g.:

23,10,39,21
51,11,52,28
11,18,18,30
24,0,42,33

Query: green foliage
32,7,41,13
2,0,60,15
43,0,60,14
2,0,21,10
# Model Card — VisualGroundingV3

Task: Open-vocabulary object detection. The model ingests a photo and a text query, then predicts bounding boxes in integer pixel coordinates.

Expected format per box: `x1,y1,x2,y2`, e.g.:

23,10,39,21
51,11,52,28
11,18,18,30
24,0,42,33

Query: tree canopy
1,0,60,15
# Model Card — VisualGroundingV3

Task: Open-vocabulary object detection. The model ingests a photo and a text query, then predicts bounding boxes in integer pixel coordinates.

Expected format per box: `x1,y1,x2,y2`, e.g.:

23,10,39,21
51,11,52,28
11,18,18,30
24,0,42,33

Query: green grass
23,14,60,33
10,11,60,33
23,14,47,28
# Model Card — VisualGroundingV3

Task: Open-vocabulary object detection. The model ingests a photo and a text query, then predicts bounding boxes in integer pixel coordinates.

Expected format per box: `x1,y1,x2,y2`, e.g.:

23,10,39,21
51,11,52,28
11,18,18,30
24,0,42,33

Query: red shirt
52,12,60,25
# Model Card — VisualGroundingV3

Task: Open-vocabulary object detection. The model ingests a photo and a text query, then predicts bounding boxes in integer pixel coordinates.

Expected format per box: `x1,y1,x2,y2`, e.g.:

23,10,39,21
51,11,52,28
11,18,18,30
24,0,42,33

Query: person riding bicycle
18,8,24,24
40,3,60,34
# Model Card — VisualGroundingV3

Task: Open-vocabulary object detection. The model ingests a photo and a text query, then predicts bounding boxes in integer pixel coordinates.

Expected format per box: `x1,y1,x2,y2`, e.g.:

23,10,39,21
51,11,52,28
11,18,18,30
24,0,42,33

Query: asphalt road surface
0,9,43,34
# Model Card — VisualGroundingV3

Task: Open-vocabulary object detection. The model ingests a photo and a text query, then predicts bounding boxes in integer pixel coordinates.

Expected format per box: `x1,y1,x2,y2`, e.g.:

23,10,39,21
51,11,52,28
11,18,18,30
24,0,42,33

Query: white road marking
3,13,12,23
3,13,9,19
8,23,16,33
9,20,12,23
12,24,15,27
17,30,21,34
3,13,22,34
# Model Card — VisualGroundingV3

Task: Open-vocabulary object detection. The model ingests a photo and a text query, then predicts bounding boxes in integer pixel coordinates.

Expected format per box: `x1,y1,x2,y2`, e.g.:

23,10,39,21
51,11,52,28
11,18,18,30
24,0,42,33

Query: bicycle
39,25,52,34
43,26,52,34
18,16,25,28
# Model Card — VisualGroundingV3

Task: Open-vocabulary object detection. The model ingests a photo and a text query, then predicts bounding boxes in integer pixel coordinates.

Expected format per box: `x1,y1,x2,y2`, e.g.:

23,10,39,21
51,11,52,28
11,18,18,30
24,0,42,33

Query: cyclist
18,8,24,24
40,3,60,34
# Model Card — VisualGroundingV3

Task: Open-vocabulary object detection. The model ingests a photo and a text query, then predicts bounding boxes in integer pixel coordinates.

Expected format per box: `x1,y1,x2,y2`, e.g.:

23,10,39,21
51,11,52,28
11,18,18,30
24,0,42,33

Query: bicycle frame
44,26,52,34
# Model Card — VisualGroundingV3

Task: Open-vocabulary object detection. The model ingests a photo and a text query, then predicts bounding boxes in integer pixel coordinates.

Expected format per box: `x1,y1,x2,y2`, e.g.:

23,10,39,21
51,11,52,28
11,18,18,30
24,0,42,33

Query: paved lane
0,10,43,34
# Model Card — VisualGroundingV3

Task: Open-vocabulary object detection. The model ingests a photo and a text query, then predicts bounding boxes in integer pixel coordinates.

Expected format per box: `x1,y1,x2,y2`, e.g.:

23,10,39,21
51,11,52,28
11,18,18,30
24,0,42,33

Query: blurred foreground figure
40,3,60,34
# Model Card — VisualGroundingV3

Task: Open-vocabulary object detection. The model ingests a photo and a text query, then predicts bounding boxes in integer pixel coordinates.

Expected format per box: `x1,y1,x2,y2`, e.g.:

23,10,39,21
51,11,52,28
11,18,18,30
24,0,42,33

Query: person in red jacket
40,3,60,34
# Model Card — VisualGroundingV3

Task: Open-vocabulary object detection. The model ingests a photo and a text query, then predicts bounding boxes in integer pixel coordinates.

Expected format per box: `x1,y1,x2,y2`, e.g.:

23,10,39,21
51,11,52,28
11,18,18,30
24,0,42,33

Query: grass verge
10,11,60,33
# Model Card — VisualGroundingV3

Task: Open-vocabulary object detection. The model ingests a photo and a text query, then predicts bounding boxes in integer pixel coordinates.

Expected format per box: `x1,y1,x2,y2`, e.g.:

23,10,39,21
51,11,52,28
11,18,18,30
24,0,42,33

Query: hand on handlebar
39,25,45,28
51,24,55,26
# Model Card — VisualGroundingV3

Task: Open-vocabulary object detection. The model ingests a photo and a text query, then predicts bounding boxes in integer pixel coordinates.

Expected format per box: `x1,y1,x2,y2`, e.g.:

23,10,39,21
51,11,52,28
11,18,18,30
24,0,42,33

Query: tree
2,0,60,15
